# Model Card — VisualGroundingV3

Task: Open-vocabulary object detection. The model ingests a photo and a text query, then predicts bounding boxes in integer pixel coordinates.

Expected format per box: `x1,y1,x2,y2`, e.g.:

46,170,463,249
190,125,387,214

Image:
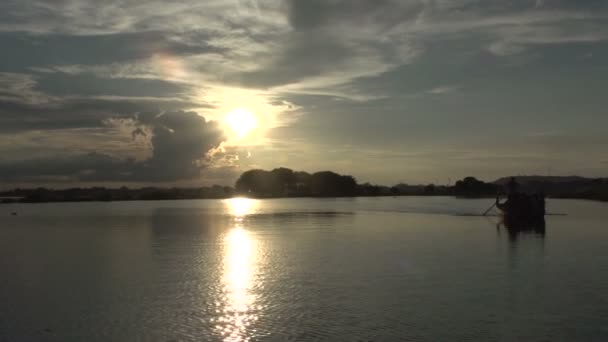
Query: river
1,197,607,341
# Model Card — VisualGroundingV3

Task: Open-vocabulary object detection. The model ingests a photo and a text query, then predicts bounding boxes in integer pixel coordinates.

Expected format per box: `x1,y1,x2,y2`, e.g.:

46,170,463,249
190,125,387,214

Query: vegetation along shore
1,168,607,204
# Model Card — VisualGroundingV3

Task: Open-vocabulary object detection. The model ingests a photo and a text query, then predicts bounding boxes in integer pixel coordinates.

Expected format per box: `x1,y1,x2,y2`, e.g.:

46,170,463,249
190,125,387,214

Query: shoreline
2,193,606,205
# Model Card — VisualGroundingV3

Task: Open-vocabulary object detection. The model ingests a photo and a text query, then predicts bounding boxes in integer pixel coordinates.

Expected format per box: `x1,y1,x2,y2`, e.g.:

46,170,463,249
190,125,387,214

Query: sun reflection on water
226,197,258,219
217,198,260,341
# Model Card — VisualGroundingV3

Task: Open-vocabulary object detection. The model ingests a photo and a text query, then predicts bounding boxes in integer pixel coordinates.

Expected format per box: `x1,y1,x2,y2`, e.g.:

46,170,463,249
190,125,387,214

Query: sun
225,108,257,139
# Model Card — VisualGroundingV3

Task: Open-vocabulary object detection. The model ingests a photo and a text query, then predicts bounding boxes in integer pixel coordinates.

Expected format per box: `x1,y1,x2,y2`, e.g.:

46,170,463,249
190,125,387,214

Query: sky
1,0,607,188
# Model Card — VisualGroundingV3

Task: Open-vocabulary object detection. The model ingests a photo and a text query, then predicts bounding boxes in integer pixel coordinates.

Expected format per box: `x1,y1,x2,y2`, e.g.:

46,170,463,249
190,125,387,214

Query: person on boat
496,177,518,207
506,177,519,196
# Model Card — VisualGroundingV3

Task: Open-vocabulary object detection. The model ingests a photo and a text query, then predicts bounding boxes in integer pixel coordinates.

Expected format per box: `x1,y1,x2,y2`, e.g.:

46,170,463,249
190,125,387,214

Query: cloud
225,0,608,98
0,31,223,71
0,96,203,134
5,0,605,98
133,110,225,181
216,0,422,93
0,72,55,105
525,132,608,152
427,85,461,95
0,111,225,183
286,0,424,31
0,1,225,34
0,125,149,162
1,0,607,185
0,71,206,134
32,70,193,98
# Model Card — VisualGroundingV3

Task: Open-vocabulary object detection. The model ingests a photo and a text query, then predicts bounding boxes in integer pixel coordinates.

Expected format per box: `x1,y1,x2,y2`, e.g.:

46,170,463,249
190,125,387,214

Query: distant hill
493,176,597,185
493,176,608,201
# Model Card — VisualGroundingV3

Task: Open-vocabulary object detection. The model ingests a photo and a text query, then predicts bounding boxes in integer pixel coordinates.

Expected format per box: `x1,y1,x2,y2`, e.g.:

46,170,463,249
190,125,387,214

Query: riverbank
2,191,606,204
2,172,607,204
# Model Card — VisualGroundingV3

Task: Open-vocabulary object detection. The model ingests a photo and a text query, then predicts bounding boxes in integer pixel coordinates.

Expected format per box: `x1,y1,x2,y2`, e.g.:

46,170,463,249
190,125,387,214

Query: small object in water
44,328,52,333
11,211,17,216
495,191,545,222
495,177,545,222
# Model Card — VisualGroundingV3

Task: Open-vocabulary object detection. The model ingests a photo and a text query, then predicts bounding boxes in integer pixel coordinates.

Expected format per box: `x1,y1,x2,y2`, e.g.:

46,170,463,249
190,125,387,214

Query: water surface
1,197,607,341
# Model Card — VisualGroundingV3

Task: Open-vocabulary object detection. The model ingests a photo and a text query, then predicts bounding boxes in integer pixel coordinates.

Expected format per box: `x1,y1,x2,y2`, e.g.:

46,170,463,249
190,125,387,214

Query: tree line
2,168,605,203
234,168,502,198
235,168,358,197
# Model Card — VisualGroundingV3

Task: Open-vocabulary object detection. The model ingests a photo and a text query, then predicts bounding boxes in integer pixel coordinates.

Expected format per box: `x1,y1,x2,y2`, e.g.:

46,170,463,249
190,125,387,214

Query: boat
495,192,545,223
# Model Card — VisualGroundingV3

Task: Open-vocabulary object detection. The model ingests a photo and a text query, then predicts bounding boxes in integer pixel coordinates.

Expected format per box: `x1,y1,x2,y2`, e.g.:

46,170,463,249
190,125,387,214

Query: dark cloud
0,97,203,133
453,0,608,12
134,110,225,181
234,33,355,87
0,111,225,183
0,31,221,71
286,0,423,31
33,72,192,98
231,1,424,88
269,45,608,150
0,71,206,134
0,152,135,182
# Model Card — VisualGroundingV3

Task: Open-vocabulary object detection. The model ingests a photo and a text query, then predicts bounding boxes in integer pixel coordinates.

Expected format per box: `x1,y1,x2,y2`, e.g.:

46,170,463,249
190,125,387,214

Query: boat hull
496,193,545,223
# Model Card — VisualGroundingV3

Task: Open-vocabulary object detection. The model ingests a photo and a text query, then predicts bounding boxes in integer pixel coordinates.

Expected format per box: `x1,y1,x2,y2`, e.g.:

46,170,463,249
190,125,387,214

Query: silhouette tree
453,177,498,197
270,167,296,195
234,168,358,197
310,171,357,197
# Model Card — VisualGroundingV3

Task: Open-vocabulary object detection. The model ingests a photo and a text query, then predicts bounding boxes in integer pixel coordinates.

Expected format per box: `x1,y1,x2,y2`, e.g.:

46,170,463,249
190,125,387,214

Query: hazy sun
225,108,257,139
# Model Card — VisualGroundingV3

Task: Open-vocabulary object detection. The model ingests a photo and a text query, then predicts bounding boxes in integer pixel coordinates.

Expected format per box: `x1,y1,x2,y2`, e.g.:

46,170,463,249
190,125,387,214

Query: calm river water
1,197,608,341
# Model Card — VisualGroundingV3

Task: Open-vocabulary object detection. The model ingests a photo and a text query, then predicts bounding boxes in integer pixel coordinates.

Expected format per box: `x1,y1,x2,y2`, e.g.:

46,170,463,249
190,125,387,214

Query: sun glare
225,197,258,219
225,108,257,139
215,197,262,341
